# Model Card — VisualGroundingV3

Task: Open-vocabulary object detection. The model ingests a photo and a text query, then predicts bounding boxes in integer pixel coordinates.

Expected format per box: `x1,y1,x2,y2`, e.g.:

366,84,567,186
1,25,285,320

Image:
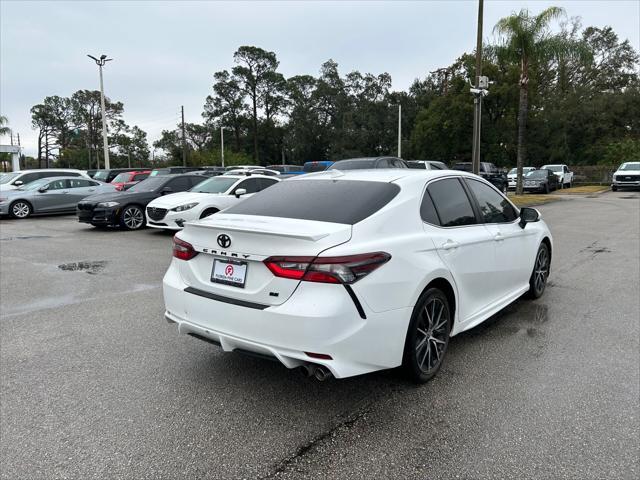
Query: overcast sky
1,0,638,157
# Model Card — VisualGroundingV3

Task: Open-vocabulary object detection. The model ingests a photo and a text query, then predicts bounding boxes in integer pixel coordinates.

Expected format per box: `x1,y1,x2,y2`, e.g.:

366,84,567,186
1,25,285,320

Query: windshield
619,162,640,171
452,163,472,172
526,170,548,179
111,173,132,183
0,172,21,184
128,177,167,192
93,171,109,181
508,168,517,175
190,176,238,193
544,165,563,172
303,162,329,173
329,159,376,170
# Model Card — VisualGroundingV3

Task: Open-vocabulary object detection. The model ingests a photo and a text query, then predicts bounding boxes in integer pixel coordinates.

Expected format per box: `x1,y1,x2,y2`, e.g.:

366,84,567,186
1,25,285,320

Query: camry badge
217,234,231,248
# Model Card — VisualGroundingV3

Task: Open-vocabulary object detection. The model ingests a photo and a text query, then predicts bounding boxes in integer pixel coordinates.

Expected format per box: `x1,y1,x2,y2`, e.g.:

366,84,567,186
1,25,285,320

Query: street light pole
397,104,402,158
471,0,484,175
220,127,225,168
87,54,112,170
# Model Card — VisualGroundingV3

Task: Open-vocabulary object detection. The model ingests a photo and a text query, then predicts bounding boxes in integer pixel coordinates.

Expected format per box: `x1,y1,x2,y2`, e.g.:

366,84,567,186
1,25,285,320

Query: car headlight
97,201,120,208
171,202,199,212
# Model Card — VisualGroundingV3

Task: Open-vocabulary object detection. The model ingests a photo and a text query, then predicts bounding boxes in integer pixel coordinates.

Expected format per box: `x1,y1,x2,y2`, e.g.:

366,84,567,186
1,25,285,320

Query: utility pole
397,104,402,158
87,54,112,170
220,127,225,168
181,106,187,167
471,0,484,175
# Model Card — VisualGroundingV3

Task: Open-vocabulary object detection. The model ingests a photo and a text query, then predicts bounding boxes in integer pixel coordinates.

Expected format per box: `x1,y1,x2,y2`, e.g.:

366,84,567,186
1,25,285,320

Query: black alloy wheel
528,243,550,298
402,288,452,383
120,205,145,230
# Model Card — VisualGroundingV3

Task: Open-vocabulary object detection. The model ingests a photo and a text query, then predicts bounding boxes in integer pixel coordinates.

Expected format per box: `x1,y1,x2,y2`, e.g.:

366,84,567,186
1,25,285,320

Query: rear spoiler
187,220,333,242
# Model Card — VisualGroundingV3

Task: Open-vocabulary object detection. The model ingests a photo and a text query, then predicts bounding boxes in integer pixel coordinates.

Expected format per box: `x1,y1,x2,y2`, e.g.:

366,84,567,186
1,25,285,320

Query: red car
111,170,151,191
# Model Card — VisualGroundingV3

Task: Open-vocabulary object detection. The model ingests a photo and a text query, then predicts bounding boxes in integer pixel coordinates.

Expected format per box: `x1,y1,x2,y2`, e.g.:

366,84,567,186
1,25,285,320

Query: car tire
119,205,145,230
9,200,32,219
199,208,219,220
527,243,550,299
544,184,549,194
402,287,452,384
612,185,618,191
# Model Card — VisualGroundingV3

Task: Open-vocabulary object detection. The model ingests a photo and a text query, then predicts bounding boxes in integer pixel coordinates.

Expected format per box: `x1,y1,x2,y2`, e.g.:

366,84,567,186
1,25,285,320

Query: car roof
35,176,98,181
13,168,84,173
292,168,475,184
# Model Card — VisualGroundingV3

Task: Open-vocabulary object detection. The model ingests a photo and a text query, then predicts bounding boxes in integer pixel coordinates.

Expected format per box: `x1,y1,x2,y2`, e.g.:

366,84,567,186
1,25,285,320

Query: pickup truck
541,164,573,188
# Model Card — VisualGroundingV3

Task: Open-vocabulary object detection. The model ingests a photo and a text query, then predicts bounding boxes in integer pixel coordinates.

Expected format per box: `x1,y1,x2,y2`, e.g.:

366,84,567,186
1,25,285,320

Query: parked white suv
541,164,573,188
146,174,279,230
611,162,640,191
0,169,89,191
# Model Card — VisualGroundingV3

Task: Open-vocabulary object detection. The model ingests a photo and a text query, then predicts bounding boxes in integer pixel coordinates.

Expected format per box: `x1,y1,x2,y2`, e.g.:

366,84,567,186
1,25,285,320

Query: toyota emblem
217,234,231,248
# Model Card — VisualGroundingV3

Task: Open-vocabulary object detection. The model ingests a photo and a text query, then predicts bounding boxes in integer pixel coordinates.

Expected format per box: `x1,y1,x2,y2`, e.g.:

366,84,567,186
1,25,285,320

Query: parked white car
224,168,280,176
507,166,536,189
541,164,573,188
611,161,640,191
163,169,552,382
0,169,89,191
146,174,279,230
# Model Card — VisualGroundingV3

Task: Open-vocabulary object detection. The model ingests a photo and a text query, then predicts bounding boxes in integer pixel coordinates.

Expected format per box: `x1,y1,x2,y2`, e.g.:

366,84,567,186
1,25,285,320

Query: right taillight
264,252,390,284
172,235,198,261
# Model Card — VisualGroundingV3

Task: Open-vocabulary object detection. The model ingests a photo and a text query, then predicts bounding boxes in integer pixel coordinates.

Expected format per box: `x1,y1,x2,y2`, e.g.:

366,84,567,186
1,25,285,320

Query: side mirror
519,207,540,229
38,185,49,193
234,188,247,198
161,187,173,195
13,180,23,186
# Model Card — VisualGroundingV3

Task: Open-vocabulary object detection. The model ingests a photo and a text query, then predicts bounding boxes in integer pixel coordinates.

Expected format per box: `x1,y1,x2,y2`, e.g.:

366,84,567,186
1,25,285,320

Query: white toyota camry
146,174,279,230
163,169,552,382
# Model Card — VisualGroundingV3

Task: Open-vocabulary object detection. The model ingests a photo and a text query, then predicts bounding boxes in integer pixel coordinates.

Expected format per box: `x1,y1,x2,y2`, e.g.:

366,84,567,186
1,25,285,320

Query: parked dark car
267,164,305,175
92,168,139,183
451,162,508,192
77,174,205,230
328,157,408,170
149,167,204,177
523,169,560,193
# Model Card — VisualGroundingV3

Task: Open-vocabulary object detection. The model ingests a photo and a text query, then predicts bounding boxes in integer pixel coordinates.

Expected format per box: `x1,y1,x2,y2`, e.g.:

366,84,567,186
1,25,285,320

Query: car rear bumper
163,259,411,378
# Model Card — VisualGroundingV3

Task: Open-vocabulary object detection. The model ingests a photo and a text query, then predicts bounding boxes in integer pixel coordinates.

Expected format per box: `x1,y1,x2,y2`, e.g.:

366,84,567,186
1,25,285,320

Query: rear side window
427,178,477,227
420,190,440,225
225,179,400,225
465,179,517,223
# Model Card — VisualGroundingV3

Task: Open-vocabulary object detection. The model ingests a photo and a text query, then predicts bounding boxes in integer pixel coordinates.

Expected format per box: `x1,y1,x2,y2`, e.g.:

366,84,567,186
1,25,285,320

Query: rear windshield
112,173,132,183
225,179,400,225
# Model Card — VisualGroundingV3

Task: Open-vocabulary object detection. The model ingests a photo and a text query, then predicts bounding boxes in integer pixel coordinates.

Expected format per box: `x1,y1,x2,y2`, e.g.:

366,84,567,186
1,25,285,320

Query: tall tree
494,7,569,194
0,115,10,137
232,46,279,162
203,70,247,151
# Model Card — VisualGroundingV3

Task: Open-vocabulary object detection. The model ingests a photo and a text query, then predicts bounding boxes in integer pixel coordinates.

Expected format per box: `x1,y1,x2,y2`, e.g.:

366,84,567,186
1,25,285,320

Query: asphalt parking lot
1,190,638,480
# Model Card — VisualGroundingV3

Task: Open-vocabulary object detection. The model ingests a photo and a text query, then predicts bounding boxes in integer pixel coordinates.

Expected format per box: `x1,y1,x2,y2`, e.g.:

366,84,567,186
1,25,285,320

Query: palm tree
494,7,572,194
0,115,10,137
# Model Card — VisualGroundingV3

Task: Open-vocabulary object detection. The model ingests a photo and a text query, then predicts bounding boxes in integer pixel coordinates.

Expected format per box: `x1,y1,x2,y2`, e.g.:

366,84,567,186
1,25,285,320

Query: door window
235,178,261,194
427,178,477,227
133,173,149,181
465,179,517,224
68,179,92,188
258,178,279,190
46,179,68,190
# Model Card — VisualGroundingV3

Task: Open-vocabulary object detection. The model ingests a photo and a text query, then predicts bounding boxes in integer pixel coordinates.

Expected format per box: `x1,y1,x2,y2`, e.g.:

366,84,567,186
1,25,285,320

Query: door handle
441,239,459,250
494,232,505,242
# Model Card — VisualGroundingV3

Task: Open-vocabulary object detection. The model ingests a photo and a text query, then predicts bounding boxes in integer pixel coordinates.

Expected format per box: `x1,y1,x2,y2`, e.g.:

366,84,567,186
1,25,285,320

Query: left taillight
172,235,198,261
264,252,391,284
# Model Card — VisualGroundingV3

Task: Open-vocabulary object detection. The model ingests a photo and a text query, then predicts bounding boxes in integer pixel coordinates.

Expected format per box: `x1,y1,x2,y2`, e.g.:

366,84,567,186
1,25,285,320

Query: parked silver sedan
0,176,117,219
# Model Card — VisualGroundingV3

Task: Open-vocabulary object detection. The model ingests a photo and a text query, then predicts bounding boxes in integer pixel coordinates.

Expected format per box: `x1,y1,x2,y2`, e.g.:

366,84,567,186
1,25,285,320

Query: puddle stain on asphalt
58,260,109,275
579,241,611,256
0,235,53,241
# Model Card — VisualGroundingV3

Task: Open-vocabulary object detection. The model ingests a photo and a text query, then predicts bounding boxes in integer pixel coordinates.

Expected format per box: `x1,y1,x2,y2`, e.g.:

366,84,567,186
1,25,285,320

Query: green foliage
601,139,640,165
